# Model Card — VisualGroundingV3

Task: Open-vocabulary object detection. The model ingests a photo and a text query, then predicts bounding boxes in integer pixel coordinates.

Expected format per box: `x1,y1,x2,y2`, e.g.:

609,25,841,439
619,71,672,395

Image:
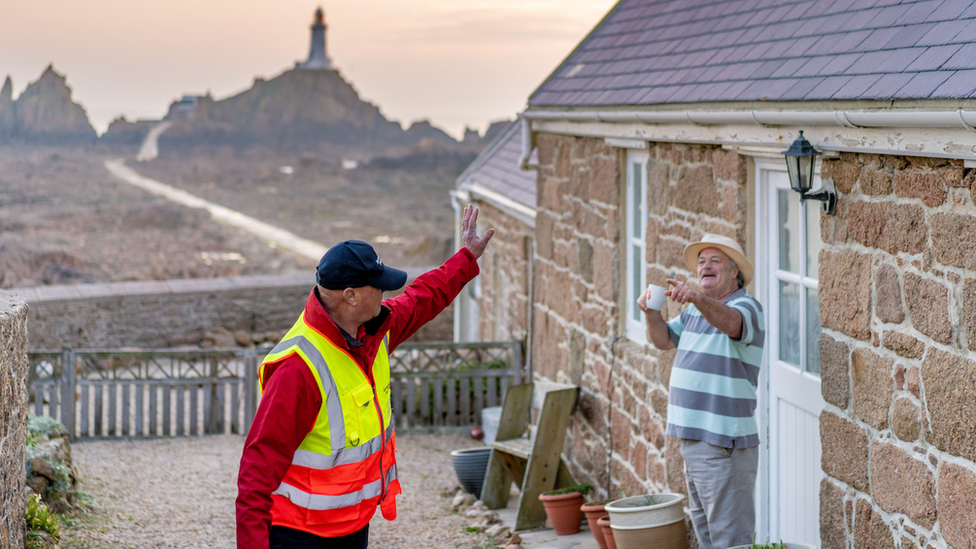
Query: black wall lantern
781,130,836,215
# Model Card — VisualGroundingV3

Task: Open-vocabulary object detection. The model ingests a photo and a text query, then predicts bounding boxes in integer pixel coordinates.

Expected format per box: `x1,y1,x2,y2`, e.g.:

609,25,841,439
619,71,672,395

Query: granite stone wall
530,133,750,520
19,273,453,350
470,201,534,345
0,292,29,549
818,153,976,549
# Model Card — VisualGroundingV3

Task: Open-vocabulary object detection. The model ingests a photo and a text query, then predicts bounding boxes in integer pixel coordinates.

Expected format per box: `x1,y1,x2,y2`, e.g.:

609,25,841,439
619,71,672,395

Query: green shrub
25,493,60,549
27,414,65,444
544,483,594,497
26,447,72,502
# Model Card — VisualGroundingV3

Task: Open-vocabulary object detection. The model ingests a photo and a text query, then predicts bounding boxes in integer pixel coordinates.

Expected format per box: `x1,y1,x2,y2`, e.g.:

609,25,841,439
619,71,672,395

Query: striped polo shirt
665,288,765,449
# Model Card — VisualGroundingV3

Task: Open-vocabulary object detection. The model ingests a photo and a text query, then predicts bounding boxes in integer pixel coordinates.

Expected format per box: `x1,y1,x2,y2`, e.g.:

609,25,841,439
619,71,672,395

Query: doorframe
753,157,826,543
754,158,775,542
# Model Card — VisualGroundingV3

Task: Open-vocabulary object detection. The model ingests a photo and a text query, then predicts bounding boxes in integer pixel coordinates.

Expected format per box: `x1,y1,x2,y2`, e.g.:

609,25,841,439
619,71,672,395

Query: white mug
645,284,667,311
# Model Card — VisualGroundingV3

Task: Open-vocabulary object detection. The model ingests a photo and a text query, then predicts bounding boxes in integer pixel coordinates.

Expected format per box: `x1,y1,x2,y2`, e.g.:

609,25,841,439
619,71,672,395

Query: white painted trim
624,149,649,344
530,119,976,161
522,108,976,129
723,144,839,159
467,182,537,228
605,137,647,149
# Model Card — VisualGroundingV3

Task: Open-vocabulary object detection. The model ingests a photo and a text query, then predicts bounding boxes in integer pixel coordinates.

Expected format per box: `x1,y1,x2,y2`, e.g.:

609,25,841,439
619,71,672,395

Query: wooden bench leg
481,449,513,509
555,460,576,490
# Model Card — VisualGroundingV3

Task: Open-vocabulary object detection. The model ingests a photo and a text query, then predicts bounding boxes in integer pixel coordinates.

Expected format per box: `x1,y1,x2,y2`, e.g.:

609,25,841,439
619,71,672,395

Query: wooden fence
28,341,522,440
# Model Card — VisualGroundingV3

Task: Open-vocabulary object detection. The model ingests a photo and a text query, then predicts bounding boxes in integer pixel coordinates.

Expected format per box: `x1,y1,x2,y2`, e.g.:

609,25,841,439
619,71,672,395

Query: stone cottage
456,1,976,548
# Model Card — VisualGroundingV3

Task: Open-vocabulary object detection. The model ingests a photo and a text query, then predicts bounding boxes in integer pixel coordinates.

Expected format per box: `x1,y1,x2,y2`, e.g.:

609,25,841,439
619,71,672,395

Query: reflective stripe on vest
268,336,346,453
292,423,394,470
273,464,398,511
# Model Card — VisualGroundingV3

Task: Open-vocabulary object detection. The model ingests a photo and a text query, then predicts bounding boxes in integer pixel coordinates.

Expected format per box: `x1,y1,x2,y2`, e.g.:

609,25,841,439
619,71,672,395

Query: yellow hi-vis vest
258,311,399,537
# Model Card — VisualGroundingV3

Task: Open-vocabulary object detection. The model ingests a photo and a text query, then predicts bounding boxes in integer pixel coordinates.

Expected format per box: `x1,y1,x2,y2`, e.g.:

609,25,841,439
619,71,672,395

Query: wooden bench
480,382,579,531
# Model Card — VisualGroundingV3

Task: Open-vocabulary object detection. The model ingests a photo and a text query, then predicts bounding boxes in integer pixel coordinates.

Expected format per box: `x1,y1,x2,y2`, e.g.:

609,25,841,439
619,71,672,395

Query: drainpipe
449,190,465,343
518,116,537,171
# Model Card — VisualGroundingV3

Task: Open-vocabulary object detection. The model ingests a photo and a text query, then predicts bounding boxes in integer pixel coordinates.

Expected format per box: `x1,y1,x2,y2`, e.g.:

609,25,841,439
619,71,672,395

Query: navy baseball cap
316,240,407,291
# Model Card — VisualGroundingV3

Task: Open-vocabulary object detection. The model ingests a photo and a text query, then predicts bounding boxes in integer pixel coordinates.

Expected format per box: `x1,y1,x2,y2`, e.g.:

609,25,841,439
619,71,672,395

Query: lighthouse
299,8,332,70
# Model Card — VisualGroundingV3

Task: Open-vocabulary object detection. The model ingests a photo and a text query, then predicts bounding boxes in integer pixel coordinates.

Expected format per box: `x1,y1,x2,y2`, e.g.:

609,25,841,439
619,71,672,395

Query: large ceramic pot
605,493,686,549
598,516,617,549
450,448,491,500
581,501,610,549
538,491,585,535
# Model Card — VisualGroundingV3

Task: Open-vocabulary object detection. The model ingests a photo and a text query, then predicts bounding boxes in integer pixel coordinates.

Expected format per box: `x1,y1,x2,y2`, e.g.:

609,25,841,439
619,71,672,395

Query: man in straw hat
637,234,765,549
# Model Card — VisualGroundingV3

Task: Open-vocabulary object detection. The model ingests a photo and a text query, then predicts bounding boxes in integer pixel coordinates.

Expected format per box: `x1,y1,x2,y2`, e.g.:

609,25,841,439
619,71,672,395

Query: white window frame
624,149,649,343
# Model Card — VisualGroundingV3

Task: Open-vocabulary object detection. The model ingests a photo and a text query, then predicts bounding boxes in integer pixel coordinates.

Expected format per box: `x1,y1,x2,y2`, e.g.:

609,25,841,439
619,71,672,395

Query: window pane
632,163,641,238
632,245,642,322
806,200,822,279
778,189,799,273
778,280,800,366
806,287,821,376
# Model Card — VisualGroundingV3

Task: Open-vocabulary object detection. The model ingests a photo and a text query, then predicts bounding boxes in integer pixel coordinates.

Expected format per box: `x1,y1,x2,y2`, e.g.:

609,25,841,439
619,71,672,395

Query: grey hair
728,258,745,289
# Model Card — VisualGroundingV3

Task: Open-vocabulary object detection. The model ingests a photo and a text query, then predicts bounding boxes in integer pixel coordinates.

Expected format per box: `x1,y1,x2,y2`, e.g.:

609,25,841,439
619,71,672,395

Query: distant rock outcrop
99,116,155,147
405,119,457,146
0,65,97,145
154,68,437,157
0,77,15,136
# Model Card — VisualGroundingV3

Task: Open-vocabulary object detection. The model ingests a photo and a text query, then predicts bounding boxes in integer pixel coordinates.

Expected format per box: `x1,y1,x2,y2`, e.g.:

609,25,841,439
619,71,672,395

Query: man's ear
342,287,358,306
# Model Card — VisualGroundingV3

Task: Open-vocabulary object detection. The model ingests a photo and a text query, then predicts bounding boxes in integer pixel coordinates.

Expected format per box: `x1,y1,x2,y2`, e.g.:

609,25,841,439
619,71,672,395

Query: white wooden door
757,166,825,545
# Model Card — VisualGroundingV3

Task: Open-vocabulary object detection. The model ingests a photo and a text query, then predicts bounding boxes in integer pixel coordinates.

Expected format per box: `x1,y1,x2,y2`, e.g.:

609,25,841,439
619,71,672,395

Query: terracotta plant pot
605,493,687,549
581,501,610,549
611,520,685,549
538,491,585,535
598,516,617,549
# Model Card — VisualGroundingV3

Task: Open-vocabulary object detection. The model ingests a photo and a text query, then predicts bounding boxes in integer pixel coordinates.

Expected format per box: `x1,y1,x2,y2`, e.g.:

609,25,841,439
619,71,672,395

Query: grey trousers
680,439,758,549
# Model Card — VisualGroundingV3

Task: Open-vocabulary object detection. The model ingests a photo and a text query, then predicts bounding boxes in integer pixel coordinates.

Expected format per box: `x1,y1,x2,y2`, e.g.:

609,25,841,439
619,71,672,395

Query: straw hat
683,234,753,286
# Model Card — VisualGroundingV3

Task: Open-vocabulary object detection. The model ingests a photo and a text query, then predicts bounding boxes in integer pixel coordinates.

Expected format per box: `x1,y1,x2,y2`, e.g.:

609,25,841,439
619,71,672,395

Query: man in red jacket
237,205,493,548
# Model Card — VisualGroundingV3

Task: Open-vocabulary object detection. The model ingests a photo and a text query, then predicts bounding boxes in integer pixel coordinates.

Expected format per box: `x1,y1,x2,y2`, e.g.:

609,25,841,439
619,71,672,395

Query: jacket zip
358,351,388,504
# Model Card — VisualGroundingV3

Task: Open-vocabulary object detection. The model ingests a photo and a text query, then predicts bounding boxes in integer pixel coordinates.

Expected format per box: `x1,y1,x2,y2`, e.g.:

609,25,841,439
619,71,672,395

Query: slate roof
530,0,976,107
456,120,537,210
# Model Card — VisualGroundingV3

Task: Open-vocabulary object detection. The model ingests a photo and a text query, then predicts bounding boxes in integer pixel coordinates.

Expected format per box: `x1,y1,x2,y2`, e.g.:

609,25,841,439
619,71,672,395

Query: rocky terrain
0,147,316,289
134,146,465,269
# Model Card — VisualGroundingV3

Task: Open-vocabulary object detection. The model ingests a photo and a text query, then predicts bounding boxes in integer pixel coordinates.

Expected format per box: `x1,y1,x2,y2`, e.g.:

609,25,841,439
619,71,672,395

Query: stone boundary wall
18,270,452,350
530,131,749,533
818,153,976,549
0,292,29,549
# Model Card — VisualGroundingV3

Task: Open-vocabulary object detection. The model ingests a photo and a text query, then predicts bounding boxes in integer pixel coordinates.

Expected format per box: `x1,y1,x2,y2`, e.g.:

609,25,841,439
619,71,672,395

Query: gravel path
64,432,490,548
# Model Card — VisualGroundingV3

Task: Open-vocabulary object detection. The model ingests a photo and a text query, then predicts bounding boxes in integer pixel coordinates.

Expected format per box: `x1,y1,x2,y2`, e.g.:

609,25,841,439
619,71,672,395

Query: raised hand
461,204,494,259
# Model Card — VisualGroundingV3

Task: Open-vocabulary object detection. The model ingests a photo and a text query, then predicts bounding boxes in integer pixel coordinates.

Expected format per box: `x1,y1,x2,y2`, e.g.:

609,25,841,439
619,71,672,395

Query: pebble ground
63,432,490,548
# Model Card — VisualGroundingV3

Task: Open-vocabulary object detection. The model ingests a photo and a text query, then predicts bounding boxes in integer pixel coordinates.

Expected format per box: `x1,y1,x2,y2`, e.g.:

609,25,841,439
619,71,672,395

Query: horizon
0,0,617,139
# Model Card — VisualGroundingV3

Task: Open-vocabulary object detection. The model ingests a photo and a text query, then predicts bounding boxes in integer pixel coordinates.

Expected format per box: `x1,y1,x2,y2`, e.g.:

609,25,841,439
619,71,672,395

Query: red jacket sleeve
383,248,480,349
236,356,320,549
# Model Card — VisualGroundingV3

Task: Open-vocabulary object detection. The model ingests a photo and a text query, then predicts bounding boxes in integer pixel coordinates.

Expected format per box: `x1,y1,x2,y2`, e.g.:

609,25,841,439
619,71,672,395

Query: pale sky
0,1,617,138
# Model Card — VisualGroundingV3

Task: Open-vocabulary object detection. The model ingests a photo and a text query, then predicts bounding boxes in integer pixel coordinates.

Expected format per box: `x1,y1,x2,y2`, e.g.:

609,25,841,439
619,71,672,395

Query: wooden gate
28,341,522,440
28,348,260,440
